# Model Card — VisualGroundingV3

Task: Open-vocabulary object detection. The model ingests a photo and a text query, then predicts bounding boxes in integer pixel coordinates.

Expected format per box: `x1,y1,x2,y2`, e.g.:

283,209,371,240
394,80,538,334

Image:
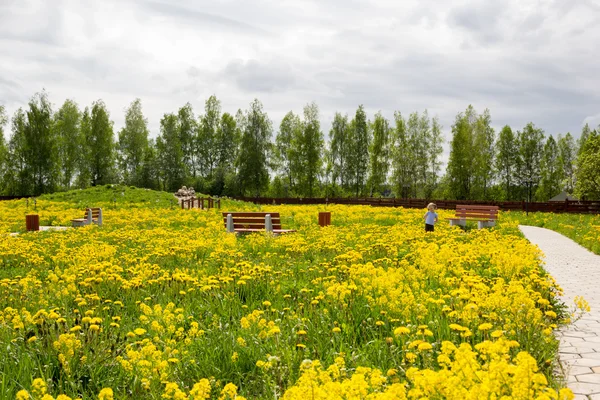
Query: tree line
0,92,599,200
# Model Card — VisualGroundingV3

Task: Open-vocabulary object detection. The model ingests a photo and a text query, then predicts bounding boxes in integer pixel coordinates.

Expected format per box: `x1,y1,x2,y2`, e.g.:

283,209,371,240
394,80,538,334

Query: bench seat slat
231,224,282,229
456,205,499,210
223,217,281,224
453,214,498,219
222,212,280,218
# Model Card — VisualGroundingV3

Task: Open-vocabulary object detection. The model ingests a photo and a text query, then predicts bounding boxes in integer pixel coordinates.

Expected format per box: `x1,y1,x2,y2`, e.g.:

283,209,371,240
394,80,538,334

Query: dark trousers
425,224,434,232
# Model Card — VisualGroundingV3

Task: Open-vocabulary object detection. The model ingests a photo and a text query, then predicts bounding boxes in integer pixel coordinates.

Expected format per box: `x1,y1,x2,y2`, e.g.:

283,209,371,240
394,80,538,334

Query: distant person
424,203,438,232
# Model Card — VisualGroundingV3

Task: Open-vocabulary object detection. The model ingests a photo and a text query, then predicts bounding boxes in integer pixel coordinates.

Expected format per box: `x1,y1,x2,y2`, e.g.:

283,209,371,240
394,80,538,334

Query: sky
1,0,599,164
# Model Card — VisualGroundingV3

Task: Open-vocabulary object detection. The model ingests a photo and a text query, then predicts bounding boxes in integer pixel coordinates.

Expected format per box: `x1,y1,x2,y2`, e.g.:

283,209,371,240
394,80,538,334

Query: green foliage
557,132,576,194
575,128,600,200
198,95,221,179
329,112,351,191
391,112,412,198
447,106,495,200
157,113,185,192
117,99,150,187
495,125,518,200
297,102,323,197
39,183,175,207
26,92,59,195
88,100,116,186
54,99,82,190
177,103,197,181
275,111,303,195
510,211,600,255
471,109,495,200
367,112,391,196
0,105,8,194
447,106,477,199
348,105,370,197
517,122,545,202
536,135,561,201
237,99,272,196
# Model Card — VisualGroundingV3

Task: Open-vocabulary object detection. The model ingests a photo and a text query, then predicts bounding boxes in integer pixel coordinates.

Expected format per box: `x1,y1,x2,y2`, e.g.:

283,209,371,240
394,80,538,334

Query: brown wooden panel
456,205,499,210
223,217,281,224
226,223,283,229
455,213,498,219
222,212,280,218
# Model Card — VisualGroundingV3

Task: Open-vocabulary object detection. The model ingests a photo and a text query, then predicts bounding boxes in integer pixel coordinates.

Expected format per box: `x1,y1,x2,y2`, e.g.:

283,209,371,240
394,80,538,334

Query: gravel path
520,225,600,399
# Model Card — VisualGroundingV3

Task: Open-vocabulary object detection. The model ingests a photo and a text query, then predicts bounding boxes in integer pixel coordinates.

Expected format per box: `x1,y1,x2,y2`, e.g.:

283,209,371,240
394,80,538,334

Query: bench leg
449,219,466,228
478,220,496,229
226,214,234,233
265,214,273,232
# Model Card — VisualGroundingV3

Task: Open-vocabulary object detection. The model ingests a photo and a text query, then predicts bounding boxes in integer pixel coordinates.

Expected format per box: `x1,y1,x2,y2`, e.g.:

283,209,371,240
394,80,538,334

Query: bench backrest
455,205,499,220
85,208,102,219
222,212,282,230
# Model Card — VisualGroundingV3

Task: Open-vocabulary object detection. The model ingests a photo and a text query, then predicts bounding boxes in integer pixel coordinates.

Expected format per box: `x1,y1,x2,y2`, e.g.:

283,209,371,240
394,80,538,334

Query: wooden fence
181,197,221,210
232,197,600,214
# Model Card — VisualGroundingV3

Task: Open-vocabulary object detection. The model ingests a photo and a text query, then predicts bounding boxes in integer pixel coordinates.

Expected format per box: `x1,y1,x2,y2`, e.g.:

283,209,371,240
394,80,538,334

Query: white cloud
1,0,599,146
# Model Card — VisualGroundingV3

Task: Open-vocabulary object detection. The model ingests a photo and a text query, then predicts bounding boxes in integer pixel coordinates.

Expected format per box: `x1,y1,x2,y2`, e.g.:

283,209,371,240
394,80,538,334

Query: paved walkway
7,226,71,236
520,225,600,399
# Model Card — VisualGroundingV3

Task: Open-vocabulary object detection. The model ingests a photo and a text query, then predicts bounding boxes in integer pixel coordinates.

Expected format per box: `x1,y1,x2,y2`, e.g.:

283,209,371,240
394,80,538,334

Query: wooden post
26,214,40,231
319,212,331,227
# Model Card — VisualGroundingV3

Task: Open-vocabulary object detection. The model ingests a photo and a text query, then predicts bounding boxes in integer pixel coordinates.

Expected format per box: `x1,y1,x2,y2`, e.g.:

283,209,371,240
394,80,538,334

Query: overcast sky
1,0,599,161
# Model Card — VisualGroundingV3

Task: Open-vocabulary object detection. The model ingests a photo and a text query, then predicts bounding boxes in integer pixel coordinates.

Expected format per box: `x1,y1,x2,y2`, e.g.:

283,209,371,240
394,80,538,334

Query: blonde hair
427,203,437,211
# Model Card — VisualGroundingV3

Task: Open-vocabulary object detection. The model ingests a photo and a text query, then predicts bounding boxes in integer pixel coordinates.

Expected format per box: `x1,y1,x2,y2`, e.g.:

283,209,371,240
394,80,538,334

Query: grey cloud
224,59,299,93
448,2,507,44
142,0,270,35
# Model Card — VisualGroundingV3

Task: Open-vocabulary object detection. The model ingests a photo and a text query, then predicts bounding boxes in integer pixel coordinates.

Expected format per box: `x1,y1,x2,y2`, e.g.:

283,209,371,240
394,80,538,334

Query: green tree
88,100,116,186
425,116,444,198
447,106,477,200
574,128,600,200
75,107,93,189
367,112,391,196
412,111,429,197
537,135,561,200
237,99,272,196
391,112,413,198
25,92,58,195
329,112,351,192
495,125,518,200
472,109,495,200
557,132,576,194
0,105,8,194
198,95,221,180
517,122,545,202
117,99,149,186
212,112,239,195
6,109,30,195
578,123,592,157
156,113,185,192
53,99,82,190
140,139,160,190
177,103,197,182
298,102,323,197
276,111,303,195
348,105,370,197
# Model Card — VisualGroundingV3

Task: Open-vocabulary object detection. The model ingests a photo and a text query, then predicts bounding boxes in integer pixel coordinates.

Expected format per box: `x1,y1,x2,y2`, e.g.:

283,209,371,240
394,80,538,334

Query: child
424,203,438,232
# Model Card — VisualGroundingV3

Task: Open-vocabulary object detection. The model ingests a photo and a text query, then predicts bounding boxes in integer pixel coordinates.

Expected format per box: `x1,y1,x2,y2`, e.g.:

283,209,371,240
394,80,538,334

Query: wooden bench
72,207,103,227
448,205,498,229
223,212,295,234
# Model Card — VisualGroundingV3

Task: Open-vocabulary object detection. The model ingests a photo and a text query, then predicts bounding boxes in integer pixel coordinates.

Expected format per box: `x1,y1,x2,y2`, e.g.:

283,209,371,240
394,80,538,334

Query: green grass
506,211,600,255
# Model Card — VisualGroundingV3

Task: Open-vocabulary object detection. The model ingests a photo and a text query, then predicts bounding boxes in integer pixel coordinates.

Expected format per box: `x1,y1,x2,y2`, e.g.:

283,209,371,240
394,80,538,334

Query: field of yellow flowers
0,187,580,399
